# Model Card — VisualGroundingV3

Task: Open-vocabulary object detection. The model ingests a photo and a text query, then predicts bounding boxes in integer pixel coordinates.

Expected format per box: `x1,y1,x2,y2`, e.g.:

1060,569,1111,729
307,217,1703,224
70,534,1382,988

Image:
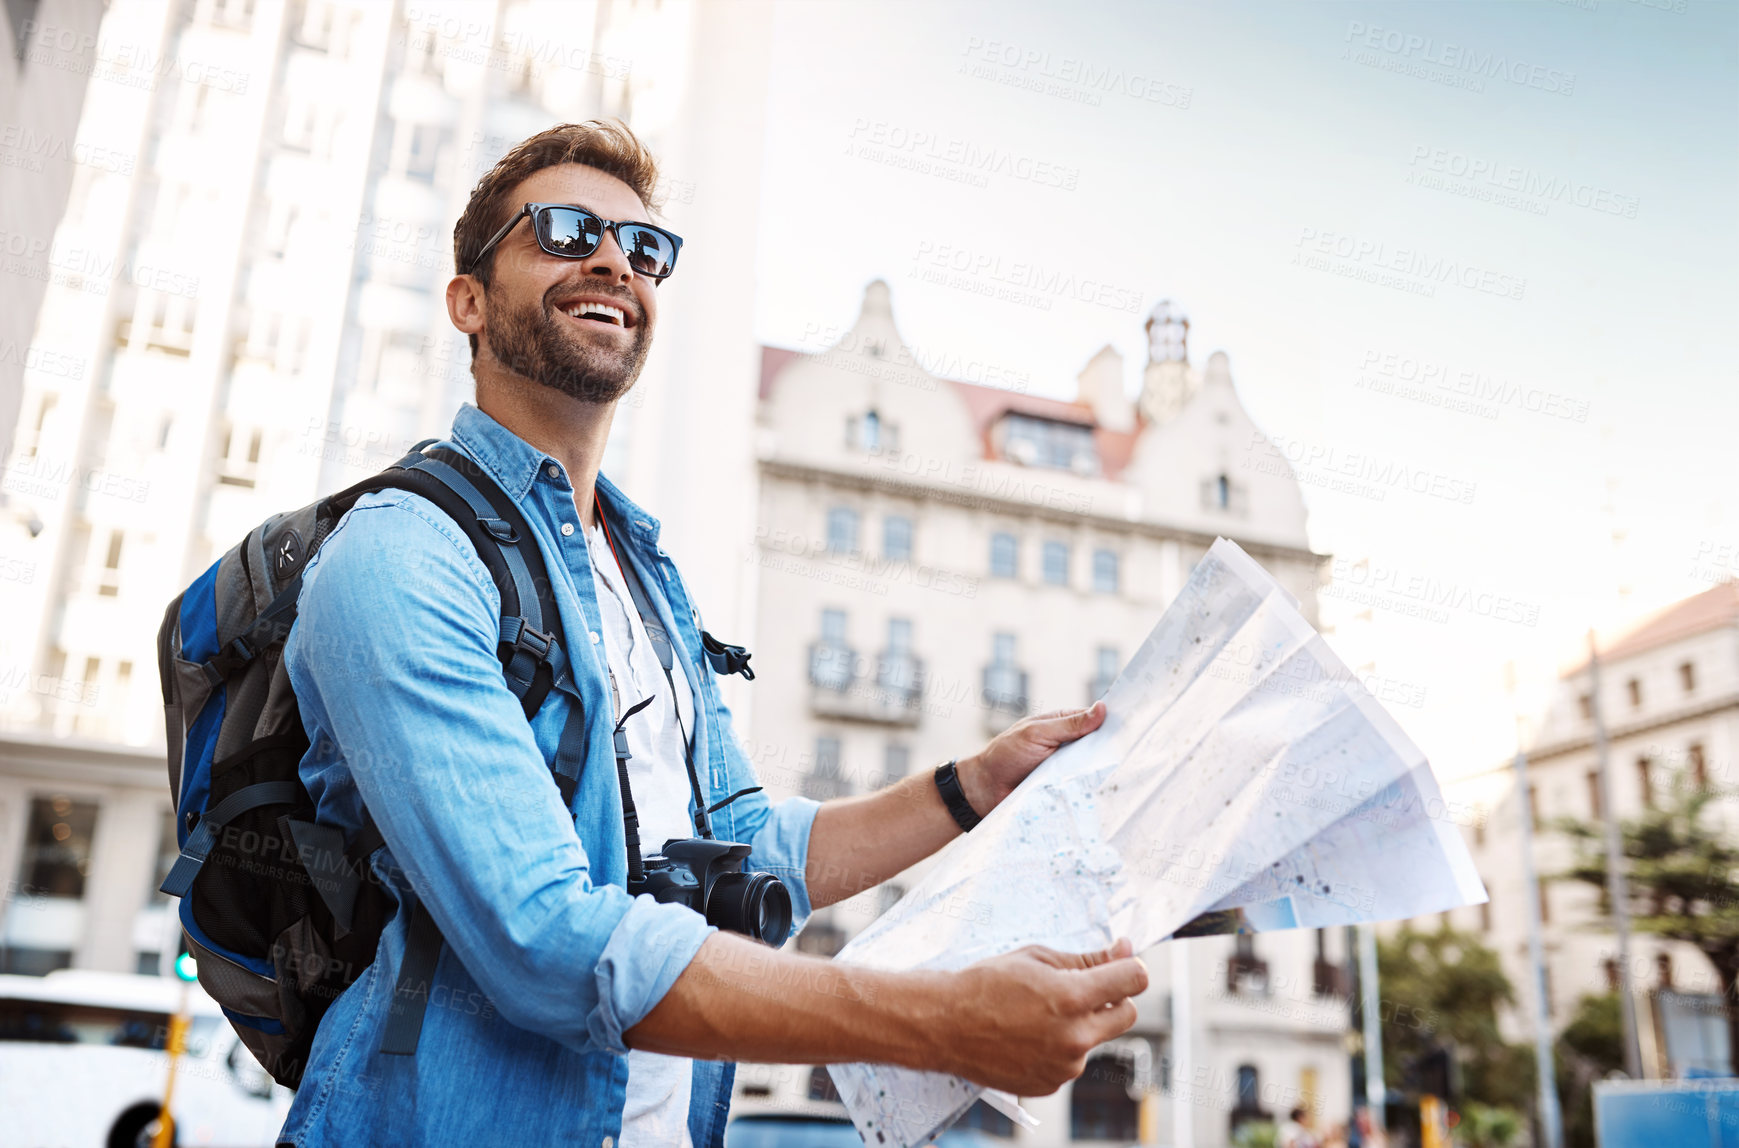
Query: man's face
471,163,661,404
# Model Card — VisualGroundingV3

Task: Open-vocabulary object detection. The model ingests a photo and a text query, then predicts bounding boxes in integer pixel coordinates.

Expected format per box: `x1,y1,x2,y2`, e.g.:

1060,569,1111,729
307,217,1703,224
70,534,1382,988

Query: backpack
155,439,582,1088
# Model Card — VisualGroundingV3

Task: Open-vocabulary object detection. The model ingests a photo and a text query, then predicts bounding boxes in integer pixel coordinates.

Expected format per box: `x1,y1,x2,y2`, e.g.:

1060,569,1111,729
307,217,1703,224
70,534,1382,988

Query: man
278,119,1147,1147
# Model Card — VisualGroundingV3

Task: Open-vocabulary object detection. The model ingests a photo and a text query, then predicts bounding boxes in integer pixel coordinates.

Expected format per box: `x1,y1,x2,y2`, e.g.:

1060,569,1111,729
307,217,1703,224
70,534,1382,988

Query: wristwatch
933,758,982,833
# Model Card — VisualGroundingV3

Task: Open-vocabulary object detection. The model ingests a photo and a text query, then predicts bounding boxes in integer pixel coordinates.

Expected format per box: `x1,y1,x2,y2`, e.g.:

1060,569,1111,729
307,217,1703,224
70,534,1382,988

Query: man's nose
585,229,633,280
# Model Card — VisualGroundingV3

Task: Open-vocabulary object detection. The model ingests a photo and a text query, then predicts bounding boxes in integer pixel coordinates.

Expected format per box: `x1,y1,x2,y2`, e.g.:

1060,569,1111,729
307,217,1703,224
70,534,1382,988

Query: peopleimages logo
1293,228,1526,301
1342,20,1577,96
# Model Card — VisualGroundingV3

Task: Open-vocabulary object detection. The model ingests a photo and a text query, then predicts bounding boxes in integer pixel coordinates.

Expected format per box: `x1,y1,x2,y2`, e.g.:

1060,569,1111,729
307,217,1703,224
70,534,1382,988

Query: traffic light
173,933,198,982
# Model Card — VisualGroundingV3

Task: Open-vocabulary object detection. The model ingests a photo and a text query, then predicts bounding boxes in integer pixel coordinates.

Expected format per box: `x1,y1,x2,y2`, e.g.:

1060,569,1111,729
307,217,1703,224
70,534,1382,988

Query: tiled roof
1571,580,1739,671
758,345,1144,479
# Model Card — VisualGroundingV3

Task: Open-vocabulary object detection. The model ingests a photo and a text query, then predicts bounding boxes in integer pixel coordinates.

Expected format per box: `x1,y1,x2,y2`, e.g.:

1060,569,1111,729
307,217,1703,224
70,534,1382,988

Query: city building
0,0,105,462
0,0,775,977
742,280,1346,1145
1452,580,1739,1077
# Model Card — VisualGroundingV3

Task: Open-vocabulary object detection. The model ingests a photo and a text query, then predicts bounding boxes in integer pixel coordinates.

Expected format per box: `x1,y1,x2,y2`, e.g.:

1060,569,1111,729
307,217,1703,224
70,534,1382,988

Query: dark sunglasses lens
537,207,603,257
618,225,677,278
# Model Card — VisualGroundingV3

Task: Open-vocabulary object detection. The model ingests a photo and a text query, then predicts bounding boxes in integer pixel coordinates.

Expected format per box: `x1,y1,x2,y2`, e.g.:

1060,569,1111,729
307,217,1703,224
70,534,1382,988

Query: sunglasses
467,202,683,281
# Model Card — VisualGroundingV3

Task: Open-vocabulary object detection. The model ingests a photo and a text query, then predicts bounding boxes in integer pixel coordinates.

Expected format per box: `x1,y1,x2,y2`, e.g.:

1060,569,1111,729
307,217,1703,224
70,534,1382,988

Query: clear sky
751,0,1739,788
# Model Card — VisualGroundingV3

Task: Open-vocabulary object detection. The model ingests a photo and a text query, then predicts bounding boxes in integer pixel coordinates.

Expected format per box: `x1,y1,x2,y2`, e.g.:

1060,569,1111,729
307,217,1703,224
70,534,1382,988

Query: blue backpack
155,441,581,1088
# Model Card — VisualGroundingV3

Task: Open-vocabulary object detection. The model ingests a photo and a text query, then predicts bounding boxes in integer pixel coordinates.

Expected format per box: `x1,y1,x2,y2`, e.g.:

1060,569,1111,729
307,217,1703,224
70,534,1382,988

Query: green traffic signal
174,950,198,982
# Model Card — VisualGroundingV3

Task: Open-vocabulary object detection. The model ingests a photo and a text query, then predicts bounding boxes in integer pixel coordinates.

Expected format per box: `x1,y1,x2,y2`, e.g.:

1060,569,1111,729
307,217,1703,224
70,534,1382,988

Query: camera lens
706,871,792,944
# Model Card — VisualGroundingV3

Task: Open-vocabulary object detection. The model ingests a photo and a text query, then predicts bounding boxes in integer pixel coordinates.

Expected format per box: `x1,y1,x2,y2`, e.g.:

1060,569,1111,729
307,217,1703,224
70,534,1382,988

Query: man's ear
446,274,485,340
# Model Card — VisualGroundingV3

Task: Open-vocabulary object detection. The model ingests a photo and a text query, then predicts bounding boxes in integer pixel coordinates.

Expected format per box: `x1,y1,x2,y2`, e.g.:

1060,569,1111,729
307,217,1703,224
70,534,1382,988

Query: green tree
1554,773,1739,1075
1377,923,1536,1114
1554,992,1623,1148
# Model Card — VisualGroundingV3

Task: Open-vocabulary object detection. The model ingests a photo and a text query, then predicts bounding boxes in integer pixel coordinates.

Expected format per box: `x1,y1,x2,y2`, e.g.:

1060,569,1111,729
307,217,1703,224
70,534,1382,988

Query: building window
97,531,123,597
1637,756,1654,809
883,743,910,784
826,507,860,555
20,795,98,898
1578,694,1593,721
877,618,920,699
1228,933,1268,995
1000,412,1097,474
1042,541,1070,587
846,409,897,453
810,609,853,691
1,796,101,975
1090,646,1119,702
1092,549,1119,594
1528,783,1541,830
990,532,1018,579
1603,957,1619,992
1539,884,1551,925
1626,678,1642,708
983,633,1027,715
1691,743,1709,791
804,736,849,800
216,423,263,488
1657,952,1674,989
1680,662,1696,694
1587,769,1602,820
1070,1052,1140,1141
1479,896,1491,932
883,515,913,562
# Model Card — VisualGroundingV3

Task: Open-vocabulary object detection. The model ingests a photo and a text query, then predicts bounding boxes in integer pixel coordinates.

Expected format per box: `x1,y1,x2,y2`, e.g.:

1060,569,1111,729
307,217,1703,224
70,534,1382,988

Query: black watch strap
934,759,982,833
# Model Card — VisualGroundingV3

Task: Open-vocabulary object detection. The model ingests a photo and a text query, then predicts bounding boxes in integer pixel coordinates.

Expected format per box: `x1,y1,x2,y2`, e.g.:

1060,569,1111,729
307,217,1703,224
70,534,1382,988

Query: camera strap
592,496,714,840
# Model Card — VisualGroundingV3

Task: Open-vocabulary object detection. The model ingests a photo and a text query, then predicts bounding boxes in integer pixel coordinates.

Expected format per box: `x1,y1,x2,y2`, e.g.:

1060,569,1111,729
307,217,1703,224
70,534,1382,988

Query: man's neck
473,371,618,529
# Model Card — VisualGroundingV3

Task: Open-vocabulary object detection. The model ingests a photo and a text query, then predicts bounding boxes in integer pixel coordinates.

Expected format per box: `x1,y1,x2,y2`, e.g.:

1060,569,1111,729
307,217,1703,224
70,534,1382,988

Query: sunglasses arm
466,203,531,277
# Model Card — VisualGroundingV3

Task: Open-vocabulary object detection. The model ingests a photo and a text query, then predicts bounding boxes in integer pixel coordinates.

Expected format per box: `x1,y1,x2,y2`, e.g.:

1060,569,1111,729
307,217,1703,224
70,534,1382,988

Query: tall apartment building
742,281,1346,1146
0,0,777,976
0,0,106,459
1450,581,1739,1078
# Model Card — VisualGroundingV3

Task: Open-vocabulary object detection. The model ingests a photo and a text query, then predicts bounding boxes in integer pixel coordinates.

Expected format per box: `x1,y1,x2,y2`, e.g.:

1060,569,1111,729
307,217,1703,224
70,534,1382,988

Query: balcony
1226,952,1270,996
808,643,923,727
1313,958,1349,999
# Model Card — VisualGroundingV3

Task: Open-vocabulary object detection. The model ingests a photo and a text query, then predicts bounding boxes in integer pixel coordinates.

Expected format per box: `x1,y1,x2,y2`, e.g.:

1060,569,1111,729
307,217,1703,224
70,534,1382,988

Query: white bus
0,968,292,1147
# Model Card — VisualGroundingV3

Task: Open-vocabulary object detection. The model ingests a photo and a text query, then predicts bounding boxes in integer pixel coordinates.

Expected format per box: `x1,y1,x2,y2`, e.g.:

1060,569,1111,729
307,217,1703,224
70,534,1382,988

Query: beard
484,285,650,404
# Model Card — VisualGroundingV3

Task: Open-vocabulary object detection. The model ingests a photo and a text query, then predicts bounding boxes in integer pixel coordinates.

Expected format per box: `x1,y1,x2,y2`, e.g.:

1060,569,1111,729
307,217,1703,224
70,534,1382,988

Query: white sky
751,0,1739,789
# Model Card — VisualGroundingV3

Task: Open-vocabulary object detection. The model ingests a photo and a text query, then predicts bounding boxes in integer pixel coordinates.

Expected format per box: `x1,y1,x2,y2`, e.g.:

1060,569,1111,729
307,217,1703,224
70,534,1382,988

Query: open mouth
556,299,633,330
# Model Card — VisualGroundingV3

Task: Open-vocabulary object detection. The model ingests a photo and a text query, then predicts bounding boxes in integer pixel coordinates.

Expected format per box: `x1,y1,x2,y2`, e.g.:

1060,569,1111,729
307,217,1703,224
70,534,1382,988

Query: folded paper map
827,538,1487,1146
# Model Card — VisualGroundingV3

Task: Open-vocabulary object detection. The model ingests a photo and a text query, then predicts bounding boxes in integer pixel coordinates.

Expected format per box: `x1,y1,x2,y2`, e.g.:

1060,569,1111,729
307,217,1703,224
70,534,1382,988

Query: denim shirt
277,402,819,1148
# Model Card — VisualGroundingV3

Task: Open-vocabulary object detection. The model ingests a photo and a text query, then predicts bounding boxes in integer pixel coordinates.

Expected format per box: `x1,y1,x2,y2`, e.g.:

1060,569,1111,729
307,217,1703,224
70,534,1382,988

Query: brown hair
452,119,665,355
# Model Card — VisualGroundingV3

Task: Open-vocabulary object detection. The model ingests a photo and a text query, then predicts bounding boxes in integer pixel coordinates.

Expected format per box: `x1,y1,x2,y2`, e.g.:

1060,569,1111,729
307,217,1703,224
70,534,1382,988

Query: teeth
565,302,626,326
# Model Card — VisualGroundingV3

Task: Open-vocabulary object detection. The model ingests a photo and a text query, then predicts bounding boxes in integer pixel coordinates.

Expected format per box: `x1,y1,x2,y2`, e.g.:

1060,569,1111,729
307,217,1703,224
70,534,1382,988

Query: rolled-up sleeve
285,492,715,1054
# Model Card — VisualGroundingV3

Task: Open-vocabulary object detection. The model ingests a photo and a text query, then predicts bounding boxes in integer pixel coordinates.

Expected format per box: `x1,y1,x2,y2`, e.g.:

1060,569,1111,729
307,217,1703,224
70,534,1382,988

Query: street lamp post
1586,631,1644,1079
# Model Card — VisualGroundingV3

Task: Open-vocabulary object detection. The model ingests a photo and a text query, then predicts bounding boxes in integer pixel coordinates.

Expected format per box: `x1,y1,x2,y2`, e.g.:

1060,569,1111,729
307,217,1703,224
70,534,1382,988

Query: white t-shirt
586,518,697,1148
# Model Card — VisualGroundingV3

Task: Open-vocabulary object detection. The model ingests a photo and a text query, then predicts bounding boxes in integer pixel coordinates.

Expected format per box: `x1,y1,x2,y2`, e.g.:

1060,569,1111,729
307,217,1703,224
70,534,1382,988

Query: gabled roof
1573,580,1739,671
758,344,1144,479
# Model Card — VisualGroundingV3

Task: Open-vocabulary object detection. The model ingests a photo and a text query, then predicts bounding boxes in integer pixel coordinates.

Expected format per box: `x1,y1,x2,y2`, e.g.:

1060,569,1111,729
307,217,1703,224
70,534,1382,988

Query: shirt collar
448,401,663,546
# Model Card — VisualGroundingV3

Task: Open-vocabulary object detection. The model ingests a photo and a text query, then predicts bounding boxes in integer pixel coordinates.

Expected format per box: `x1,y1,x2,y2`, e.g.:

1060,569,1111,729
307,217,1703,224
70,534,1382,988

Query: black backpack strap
351,443,592,1059
159,780,302,898
379,892,444,1056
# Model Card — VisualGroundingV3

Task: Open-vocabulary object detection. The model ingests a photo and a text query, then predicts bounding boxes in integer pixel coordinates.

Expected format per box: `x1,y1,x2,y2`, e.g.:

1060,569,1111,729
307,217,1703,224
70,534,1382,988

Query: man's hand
956,700,1107,816
936,936,1149,1096
626,933,1151,1100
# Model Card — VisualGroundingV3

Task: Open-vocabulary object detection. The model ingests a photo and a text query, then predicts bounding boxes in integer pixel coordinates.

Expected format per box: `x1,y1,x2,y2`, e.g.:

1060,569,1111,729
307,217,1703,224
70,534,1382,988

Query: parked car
0,968,292,1147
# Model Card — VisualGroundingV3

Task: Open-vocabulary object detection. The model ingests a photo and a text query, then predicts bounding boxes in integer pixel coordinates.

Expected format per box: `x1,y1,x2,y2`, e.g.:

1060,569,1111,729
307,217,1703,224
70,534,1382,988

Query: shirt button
561,523,575,537
589,631,600,644
546,464,560,479
602,1138,614,1148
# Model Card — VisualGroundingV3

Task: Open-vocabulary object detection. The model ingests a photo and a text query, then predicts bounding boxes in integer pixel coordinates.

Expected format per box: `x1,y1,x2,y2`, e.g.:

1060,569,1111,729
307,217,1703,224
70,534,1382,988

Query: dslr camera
628,838,792,945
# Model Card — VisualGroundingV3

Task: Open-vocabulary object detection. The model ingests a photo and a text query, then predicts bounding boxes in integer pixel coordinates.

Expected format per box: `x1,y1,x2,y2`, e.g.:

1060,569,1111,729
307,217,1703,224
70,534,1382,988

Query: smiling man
277,119,1146,1148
